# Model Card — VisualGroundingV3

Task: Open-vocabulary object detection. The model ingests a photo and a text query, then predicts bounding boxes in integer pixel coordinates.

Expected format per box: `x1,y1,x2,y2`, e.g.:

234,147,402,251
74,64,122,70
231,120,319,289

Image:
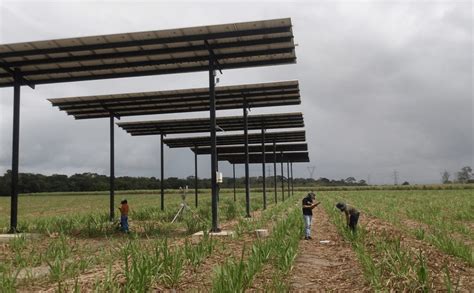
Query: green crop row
211,202,302,292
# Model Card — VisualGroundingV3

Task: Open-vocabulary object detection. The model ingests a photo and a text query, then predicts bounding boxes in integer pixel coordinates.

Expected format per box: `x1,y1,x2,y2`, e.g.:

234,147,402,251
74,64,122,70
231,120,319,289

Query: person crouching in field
119,199,129,233
302,192,320,240
336,202,360,232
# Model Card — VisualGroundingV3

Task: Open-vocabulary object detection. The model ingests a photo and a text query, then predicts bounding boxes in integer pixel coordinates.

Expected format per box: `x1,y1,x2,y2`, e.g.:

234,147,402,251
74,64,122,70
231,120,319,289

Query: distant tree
345,177,356,185
441,170,451,184
402,181,410,185
457,166,472,183
358,179,367,186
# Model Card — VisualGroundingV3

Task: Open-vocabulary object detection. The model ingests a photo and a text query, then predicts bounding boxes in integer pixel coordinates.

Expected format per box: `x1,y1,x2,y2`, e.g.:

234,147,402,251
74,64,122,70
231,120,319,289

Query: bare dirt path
288,207,369,292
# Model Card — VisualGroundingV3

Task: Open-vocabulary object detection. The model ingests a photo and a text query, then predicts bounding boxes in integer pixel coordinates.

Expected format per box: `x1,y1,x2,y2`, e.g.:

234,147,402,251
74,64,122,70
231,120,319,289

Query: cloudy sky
0,0,472,184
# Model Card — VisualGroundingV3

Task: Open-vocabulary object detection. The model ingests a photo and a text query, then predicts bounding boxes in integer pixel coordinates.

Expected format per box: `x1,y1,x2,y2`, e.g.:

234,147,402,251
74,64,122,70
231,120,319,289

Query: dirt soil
288,208,370,292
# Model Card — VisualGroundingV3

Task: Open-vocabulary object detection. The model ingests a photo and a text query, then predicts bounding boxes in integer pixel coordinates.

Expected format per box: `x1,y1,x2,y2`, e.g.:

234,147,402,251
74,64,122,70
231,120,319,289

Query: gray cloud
0,0,472,184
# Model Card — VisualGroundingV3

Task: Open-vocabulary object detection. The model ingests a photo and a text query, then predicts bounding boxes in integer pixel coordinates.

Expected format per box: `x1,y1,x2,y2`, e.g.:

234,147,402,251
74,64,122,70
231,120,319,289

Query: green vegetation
0,187,472,291
323,190,473,265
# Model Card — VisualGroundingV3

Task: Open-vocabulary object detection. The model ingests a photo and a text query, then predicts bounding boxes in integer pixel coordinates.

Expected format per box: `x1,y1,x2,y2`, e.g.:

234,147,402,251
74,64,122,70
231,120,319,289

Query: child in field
336,202,360,232
119,199,129,233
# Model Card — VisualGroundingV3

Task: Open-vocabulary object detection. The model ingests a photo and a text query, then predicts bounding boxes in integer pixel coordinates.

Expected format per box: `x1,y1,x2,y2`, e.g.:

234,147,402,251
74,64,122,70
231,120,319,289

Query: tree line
441,166,473,184
0,170,369,196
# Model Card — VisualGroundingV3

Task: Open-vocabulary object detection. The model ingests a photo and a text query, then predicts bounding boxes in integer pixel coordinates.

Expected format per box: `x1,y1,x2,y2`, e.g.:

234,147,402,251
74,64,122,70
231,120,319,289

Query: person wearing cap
302,192,320,240
118,199,129,233
336,202,360,232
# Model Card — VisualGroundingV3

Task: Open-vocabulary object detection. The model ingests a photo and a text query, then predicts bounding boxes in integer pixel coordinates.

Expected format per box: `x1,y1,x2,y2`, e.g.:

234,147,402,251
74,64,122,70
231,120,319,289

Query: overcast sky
0,0,472,184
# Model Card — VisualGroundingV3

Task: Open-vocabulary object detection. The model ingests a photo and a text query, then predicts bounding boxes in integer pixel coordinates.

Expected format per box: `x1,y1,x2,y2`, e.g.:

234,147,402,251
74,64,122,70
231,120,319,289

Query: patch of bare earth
288,208,369,292
363,215,474,291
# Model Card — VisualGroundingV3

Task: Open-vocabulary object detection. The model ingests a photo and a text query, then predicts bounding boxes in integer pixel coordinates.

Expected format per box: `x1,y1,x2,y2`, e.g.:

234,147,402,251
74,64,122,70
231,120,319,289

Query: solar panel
163,130,306,148
192,143,308,154
117,112,303,135
48,80,300,119
220,152,310,164
0,18,295,87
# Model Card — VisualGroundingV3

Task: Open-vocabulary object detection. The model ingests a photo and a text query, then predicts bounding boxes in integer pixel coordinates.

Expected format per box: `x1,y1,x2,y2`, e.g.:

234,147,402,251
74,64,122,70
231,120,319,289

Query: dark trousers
349,212,360,231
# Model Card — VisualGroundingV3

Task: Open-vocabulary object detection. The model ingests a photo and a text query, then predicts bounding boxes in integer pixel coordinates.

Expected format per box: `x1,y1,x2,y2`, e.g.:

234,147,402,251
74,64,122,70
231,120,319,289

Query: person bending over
336,202,360,232
302,192,320,240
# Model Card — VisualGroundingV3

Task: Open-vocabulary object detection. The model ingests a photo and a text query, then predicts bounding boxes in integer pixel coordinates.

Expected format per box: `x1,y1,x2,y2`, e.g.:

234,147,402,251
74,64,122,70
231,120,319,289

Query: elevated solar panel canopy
48,80,299,119
192,143,308,155
117,112,304,135
0,18,295,88
163,130,306,148
220,152,310,164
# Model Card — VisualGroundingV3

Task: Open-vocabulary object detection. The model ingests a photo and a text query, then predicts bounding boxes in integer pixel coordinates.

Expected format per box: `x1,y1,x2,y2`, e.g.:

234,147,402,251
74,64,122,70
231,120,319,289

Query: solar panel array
117,112,303,135
49,80,300,119
220,152,309,164
192,143,308,154
164,130,306,148
0,18,295,87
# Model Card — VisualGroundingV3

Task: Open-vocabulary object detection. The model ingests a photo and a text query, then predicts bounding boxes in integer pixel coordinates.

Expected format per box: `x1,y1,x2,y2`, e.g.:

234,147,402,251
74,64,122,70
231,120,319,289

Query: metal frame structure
193,143,307,205
1,18,297,233
118,116,304,213
165,131,306,213
221,151,309,202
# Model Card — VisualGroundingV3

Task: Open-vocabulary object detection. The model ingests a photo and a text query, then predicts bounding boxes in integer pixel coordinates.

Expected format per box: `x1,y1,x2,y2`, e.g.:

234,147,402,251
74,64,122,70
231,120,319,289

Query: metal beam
261,127,266,210
287,159,290,199
280,151,284,201
243,99,250,218
109,116,115,221
160,133,165,211
0,63,34,89
9,69,21,233
209,56,219,232
291,162,294,197
273,140,277,204
233,163,236,202
194,145,198,208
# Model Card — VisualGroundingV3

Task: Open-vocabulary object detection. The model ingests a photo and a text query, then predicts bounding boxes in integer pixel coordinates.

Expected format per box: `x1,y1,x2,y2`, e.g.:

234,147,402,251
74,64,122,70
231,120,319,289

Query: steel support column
243,100,250,217
160,132,164,211
209,56,219,232
194,145,198,208
233,163,236,202
109,115,115,221
273,140,277,204
287,160,290,199
261,127,266,210
280,151,284,201
291,162,294,196
9,69,21,233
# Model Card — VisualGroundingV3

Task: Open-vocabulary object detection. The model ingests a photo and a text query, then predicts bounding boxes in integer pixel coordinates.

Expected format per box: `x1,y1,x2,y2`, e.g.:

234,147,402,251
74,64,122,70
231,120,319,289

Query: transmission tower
307,166,316,179
393,170,399,185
